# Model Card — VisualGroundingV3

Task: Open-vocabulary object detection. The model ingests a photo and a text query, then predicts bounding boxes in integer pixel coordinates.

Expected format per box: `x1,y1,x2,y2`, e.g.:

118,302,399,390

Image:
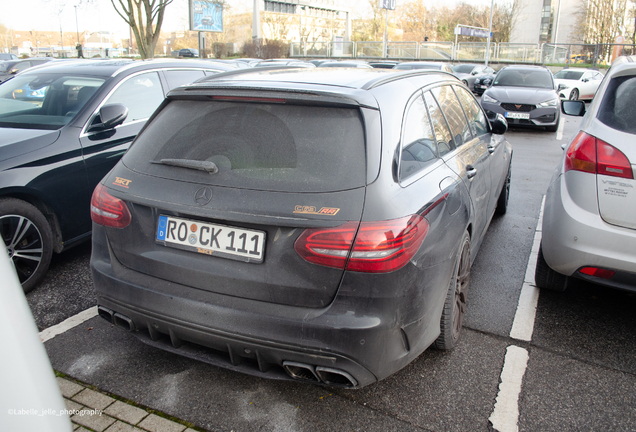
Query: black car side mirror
88,104,128,133
490,113,508,135
561,100,585,116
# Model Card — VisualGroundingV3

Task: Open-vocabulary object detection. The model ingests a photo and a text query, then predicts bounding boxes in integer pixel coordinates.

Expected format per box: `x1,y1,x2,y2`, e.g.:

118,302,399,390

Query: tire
0,199,53,293
534,244,568,292
435,231,471,350
462,80,468,87
495,164,511,215
569,88,579,101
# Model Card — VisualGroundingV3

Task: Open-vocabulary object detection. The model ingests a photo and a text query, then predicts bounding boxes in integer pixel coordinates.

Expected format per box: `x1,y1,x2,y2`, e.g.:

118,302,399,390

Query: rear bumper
542,173,636,292
91,226,449,388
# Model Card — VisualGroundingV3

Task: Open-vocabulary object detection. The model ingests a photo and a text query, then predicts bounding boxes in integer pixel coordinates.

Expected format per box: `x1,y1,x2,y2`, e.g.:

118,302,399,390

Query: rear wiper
151,158,218,174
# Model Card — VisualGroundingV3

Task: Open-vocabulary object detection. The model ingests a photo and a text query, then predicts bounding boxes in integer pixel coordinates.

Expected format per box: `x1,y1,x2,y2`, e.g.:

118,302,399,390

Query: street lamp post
74,5,80,44
486,0,494,67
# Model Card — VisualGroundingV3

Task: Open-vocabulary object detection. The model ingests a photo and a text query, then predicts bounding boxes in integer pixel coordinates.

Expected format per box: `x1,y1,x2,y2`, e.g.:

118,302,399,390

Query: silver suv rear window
598,75,636,134
123,100,366,192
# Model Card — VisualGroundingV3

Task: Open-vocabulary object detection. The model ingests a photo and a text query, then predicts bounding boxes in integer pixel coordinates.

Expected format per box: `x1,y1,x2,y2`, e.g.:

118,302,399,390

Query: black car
178,48,199,58
452,63,495,91
480,65,560,132
91,67,512,388
473,70,497,95
0,59,235,292
0,58,56,83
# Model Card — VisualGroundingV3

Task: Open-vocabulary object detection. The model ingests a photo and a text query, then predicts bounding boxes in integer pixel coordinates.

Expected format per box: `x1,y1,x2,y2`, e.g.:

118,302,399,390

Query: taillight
294,215,429,273
565,132,633,179
90,184,131,228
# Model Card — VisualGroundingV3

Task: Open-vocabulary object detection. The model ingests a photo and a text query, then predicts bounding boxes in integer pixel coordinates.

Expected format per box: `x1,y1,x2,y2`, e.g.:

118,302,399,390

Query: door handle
466,165,477,179
488,145,496,154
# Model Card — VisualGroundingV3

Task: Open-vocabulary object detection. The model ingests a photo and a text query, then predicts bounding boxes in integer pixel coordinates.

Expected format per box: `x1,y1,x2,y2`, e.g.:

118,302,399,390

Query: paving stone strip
56,376,201,432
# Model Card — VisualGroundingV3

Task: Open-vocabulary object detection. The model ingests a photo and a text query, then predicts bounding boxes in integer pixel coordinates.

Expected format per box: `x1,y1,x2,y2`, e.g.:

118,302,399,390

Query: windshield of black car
554,70,584,80
0,73,105,130
124,100,367,193
453,65,476,74
493,70,553,89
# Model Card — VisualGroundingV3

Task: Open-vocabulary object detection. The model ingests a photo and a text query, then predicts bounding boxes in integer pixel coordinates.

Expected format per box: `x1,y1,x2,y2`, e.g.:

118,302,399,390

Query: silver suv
536,56,636,292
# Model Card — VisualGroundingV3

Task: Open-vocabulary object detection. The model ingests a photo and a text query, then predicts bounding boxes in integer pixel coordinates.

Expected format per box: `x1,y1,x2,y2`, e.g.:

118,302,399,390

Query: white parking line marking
39,306,98,343
556,117,565,141
509,197,544,342
489,345,530,432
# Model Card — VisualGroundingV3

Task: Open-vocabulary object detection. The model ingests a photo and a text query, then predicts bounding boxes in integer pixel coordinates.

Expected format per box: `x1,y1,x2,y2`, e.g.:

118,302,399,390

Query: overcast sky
1,0,497,37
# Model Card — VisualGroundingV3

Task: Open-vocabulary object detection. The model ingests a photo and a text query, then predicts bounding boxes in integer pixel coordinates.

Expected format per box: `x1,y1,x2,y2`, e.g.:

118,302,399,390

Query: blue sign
379,0,396,10
190,0,223,32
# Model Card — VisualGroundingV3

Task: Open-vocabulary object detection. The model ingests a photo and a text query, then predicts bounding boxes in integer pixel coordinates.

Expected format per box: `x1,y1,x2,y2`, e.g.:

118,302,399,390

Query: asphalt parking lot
27,112,636,432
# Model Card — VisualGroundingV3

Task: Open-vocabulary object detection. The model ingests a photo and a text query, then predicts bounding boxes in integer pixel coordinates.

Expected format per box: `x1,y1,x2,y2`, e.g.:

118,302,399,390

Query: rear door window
124,100,367,193
423,91,454,156
598,75,636,134
400,94,438,181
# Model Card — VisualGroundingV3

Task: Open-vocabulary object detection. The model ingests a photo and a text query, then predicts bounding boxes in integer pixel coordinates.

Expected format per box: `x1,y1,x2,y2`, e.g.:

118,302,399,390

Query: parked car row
0,56,514,388
2,53,631,390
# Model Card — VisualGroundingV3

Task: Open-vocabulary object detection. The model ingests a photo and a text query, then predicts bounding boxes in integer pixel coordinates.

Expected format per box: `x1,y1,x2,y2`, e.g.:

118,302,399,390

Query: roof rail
362,70,458,90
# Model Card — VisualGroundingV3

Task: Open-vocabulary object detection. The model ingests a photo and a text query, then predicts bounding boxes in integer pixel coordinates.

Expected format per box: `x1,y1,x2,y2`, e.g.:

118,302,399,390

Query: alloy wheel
1,214,44,285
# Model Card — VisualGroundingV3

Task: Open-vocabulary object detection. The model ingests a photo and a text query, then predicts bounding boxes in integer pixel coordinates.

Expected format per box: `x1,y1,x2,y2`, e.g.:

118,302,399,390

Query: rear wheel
0,199,53,293
495,165,511,215
569,88,579,101
435,232,471,350
534,244,568,292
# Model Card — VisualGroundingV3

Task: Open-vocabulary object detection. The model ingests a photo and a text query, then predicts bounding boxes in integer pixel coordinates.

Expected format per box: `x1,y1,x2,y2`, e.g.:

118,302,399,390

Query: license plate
156,215,265,263
505,112,530,119
480,85,488,89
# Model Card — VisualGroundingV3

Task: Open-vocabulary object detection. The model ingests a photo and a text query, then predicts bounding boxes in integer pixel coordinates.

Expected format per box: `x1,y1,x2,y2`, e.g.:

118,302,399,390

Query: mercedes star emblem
194,187,213,206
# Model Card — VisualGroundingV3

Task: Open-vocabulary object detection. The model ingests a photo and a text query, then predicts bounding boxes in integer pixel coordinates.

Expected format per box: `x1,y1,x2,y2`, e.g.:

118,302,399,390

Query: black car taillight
294,215,429,273
90,184,131,228
565,131,634,179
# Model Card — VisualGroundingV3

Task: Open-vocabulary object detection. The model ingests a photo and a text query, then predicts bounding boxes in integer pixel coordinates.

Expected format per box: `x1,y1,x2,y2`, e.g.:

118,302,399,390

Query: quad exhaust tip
282,361,357,387
97,306,136,332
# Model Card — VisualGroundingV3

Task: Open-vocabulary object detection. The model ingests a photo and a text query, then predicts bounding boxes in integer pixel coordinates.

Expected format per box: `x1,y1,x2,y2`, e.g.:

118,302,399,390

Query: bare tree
581,0,628,45
111,0,174,59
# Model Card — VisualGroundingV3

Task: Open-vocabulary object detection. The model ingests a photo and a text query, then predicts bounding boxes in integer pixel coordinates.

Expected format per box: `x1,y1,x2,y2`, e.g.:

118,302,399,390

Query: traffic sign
379,0,396,10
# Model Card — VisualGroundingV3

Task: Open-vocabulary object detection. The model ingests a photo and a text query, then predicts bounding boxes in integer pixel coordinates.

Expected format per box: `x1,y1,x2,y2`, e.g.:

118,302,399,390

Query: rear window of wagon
123,100,367,193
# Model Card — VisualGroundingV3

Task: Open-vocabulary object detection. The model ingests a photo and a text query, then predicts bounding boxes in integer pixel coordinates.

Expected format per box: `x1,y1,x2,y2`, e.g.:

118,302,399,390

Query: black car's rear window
123,100,367,192
597,74,636,134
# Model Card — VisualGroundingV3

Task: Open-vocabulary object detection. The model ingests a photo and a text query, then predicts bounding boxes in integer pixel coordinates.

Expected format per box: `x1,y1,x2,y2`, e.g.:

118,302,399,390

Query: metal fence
290,40,636,67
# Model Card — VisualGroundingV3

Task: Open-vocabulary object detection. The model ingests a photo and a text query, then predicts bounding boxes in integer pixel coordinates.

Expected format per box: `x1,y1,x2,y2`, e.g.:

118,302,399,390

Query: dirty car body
91,68,513,388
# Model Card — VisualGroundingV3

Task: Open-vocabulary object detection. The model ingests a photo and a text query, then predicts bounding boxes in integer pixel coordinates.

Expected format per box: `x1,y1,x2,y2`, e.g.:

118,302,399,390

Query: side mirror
87,104,128,133
10,68,19,75
557,84,567,91
490,113,508,135
561,100,585,116
582,78,589,82
472,71,479,75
